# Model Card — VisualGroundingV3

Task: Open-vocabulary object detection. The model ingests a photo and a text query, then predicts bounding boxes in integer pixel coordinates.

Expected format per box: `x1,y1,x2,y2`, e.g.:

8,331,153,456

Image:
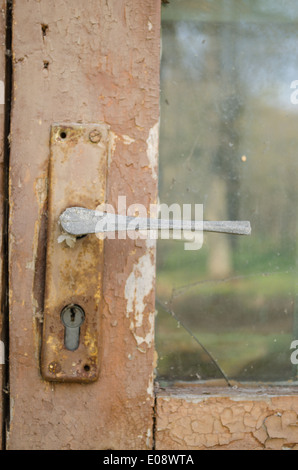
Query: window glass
156,0,298,385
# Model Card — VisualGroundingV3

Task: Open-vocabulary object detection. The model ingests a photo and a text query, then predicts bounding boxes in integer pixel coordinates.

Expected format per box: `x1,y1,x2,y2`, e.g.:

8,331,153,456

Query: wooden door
5,0,160,450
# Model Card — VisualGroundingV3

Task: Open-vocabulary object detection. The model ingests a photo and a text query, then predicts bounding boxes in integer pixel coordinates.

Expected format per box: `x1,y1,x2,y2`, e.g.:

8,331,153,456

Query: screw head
89,130,102,143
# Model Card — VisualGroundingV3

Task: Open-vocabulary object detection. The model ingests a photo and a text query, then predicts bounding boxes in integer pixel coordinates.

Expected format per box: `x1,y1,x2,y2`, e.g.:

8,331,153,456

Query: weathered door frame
0,0,10,450
4,0,160,450
0,0,4,450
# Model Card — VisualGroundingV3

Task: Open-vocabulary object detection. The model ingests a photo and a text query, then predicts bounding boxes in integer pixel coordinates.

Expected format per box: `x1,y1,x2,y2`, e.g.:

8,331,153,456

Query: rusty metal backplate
41,123,109,382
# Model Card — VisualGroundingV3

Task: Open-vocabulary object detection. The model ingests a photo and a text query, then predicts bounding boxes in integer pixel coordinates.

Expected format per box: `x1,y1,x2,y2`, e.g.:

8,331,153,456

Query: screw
48,361,61,374
89,130,102,143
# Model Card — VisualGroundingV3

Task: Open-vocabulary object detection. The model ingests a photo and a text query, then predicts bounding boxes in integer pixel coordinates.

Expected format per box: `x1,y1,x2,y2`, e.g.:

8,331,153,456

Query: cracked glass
156,0,298,386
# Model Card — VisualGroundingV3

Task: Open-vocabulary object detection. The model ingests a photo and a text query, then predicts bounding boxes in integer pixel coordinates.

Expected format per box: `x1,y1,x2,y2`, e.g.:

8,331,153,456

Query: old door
3,0,160,450
2,0,298,452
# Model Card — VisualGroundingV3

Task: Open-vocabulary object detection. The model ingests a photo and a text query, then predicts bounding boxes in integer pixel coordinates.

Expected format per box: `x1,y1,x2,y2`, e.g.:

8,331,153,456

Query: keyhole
61,304,85,351
70,307,76,322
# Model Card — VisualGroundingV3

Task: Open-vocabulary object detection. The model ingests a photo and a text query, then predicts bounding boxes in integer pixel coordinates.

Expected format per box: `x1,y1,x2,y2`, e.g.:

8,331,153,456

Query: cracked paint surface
155,389,298,450
125,239,156,348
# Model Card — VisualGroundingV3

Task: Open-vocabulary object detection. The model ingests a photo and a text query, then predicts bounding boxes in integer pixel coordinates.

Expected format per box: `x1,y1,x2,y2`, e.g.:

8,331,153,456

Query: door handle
59,206,251,237
41,122,251,384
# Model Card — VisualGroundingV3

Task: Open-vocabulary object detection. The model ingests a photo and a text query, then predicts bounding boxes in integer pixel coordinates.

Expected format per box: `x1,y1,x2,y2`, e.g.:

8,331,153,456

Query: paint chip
146,122,159,180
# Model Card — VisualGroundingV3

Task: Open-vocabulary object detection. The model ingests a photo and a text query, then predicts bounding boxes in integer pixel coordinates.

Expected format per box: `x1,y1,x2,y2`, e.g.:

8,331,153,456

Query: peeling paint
146,428,152,448
124,240,155,347
156,391,298,450
122,134,135,145
133,310,155,347
146,371,154,398
108,130,118,167
146,122,159,180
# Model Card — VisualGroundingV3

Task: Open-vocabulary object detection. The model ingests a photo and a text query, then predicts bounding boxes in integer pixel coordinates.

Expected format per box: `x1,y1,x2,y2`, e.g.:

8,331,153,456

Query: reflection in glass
156,0,298,385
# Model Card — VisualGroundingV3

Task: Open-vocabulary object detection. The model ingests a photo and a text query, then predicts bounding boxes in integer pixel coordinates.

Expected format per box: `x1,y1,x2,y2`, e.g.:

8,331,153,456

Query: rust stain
41,123,109,383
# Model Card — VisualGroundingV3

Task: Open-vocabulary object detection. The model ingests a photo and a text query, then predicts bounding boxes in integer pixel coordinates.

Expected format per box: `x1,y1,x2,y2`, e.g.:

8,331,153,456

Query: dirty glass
156,0,298,385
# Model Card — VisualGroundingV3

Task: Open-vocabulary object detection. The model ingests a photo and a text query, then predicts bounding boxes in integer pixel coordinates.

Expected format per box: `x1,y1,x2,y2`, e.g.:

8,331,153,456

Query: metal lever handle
59,207,251,237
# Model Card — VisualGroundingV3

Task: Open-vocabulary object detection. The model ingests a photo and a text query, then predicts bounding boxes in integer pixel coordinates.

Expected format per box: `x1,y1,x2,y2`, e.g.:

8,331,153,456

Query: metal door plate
41,123,109,382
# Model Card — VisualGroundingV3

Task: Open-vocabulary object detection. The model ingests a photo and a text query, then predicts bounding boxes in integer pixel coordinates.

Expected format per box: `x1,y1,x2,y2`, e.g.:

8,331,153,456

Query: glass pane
156,0,298,386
